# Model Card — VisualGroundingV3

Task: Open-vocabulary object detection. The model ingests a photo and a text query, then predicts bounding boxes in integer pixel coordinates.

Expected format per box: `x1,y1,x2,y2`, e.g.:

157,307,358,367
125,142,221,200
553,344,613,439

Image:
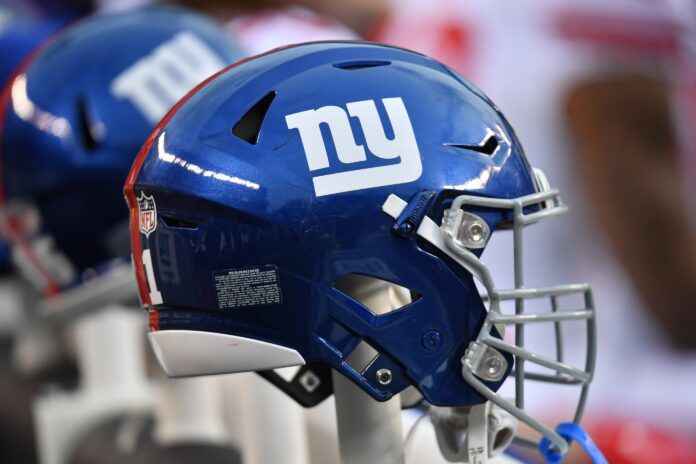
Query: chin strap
430,401,517,463
539,423,607,464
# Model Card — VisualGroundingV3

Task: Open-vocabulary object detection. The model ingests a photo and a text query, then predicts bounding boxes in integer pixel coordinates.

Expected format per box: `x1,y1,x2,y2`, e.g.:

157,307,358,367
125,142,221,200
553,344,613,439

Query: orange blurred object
590,419,696,464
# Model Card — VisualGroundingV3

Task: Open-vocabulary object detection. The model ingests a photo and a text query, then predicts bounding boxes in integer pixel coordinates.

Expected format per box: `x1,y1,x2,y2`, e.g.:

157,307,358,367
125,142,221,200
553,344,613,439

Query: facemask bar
441,187,597,456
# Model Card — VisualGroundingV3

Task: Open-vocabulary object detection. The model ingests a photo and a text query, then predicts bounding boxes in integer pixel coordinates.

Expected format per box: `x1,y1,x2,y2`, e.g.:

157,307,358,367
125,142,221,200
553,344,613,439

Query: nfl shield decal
137,192,157,238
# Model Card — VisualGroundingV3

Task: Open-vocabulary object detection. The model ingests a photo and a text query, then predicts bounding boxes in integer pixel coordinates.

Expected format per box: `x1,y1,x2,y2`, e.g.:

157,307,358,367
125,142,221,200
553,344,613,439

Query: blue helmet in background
0,15,67,272
0,18,66,91
0,0,91,21
126,42,599,455
0,7,245,294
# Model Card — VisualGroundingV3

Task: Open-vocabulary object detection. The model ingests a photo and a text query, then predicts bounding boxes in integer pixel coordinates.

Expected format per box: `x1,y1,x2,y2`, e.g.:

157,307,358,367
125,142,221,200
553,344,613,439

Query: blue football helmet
0,18,66,92
0,16,67,273
0,7,244,296
126,42,598,456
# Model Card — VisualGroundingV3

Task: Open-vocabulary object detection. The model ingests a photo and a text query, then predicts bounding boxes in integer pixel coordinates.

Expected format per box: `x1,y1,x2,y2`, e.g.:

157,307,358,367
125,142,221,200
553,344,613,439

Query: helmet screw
399,222,414,234
421,329,442,352
467,222,485,243
376,369,393,385
486,356,503,377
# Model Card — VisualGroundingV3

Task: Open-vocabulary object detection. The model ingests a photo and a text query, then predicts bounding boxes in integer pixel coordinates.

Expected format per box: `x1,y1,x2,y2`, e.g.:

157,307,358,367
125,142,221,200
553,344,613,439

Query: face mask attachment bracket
382,168,598,462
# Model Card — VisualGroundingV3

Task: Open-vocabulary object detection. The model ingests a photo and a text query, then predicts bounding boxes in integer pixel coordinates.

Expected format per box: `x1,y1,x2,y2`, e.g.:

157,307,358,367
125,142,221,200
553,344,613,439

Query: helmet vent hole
345,339,379,374
446,135,499,156
160,215,199,230
232,91,276,144
333,273,420,316
333,60,391,71
76,96,99,150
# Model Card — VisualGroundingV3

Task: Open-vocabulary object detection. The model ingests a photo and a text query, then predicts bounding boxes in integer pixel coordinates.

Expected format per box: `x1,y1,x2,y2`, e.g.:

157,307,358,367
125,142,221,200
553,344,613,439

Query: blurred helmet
0,7,245,296
0,18,66,91
126,42,598,457
0,17,67,273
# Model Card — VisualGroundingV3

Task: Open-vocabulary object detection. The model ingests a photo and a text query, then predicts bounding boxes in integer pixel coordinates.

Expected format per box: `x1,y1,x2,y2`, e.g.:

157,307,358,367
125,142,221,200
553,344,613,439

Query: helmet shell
128,42,538,406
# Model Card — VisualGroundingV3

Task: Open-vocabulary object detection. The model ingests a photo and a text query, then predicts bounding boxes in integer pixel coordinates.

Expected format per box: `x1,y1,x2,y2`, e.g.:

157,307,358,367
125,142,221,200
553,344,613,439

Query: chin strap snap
539,423,607,464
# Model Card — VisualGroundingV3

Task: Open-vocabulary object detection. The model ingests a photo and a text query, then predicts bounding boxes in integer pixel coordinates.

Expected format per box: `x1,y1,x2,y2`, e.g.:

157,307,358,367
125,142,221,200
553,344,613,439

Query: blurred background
1,0,695,463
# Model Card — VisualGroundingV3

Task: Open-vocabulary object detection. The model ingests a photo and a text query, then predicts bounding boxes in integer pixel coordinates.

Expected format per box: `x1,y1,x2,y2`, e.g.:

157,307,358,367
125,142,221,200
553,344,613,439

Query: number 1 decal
142,248,163,305
135,191,162,305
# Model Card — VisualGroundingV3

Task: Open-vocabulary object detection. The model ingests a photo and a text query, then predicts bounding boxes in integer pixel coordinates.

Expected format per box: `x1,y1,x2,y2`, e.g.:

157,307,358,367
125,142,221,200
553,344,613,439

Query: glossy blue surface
131,42,538,406
0,16,67,270
0,18,65,90
0,7,244,285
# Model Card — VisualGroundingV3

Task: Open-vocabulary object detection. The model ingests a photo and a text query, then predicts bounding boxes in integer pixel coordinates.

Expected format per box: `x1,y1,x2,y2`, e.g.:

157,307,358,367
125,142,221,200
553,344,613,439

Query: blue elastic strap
539,422,607,464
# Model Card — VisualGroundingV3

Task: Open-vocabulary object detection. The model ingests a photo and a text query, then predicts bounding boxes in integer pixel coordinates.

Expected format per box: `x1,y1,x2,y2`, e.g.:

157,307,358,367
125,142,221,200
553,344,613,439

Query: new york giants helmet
126,42,598,457
0,18,65,92
0,17,66,273
0,7,244,296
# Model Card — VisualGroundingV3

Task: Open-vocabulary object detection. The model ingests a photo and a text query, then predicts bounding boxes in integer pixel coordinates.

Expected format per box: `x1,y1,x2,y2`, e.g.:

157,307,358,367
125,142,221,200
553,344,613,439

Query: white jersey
227,7,357,56
377,0,696,432
94,0,152,13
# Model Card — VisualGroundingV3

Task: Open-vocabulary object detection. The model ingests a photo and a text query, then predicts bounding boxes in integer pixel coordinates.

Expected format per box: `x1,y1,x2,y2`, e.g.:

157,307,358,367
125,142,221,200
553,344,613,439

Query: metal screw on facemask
467,222,485,243
486,356,503,377
450,211,490,249
464,342,508,382
376,369,393,385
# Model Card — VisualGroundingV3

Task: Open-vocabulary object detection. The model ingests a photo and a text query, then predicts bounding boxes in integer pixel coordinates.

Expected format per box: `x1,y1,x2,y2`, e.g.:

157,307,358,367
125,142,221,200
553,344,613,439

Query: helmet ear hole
333,273,421,316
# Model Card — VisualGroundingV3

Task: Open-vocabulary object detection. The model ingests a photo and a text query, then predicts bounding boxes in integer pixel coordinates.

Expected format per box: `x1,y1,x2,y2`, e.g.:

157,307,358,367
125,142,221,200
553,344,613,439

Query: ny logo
110,31,225,124
285,97,422,197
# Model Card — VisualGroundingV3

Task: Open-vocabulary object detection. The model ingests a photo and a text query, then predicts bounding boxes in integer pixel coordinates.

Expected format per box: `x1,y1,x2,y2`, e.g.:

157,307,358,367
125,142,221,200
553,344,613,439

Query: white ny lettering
285,97,422,197
110,32,225,124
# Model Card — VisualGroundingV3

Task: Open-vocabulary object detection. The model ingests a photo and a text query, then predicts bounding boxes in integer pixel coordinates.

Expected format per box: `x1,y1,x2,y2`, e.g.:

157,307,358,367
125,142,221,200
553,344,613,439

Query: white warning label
213,266,282,309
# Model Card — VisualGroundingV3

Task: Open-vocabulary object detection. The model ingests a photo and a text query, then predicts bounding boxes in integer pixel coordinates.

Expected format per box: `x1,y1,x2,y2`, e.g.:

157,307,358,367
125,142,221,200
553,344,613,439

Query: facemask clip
442,209,490,250
463,341,508,382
